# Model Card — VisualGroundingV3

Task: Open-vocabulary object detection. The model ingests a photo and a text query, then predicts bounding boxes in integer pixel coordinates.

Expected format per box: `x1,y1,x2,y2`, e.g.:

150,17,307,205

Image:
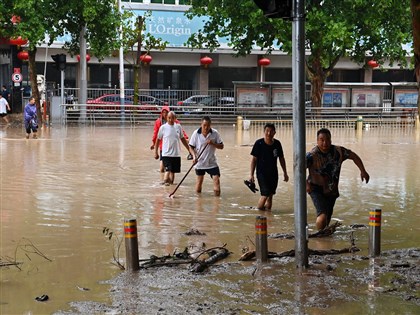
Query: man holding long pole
189,116,224,196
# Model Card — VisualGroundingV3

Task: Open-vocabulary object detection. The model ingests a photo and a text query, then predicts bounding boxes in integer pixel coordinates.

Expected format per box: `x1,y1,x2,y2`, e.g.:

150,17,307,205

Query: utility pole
118,0,125,122
253,0,308,268
79,26,88,121
292,0,308,269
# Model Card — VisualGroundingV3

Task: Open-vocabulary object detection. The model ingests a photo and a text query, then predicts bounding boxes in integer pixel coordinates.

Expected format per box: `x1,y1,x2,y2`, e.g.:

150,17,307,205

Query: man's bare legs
195,175,204,193
257,195,273,210
212,175,221,196
164,171,175,185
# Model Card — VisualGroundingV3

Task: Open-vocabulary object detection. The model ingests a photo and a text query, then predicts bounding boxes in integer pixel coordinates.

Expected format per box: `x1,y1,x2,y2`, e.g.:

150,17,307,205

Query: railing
60,103,418,127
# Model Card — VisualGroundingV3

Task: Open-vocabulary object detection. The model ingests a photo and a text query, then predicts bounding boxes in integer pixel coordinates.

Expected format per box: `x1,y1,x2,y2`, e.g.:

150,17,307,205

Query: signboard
12,72,23,83
237,88,269,106
272,88,292,107
394,89,418,108
322,89,349,107
351,89,382,107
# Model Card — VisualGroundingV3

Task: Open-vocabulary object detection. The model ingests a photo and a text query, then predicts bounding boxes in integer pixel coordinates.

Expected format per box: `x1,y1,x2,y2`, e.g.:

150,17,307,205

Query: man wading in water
306,128,370,230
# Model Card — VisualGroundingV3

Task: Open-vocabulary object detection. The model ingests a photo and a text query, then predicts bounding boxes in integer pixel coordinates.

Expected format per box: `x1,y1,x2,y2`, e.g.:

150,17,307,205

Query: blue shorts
162,157,181,173
309,185,337,220
195,167,220,177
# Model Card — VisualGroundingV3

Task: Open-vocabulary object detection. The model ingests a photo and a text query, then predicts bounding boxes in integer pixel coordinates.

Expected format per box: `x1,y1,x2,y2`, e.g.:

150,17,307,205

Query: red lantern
200,56,213,67
11,15,21,24
139,54,152,64
258,58,271,66
367,60,379,68
9,36,28,46
17,51,29,61
77,54,91,62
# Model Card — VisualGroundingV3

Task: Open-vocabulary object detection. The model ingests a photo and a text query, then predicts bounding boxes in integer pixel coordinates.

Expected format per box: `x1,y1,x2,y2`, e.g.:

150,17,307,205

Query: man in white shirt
189,116,224,196
0,94,11,124
154,111,192,185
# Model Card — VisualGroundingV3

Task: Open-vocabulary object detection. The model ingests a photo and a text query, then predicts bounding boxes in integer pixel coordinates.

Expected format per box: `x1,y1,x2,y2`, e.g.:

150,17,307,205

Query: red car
87,94,167,112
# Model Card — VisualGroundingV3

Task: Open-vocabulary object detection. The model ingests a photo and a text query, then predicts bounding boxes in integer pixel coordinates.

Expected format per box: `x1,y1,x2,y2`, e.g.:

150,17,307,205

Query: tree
411,0,420,110
186,0,412,107
121,11,168,105
0,0,123,120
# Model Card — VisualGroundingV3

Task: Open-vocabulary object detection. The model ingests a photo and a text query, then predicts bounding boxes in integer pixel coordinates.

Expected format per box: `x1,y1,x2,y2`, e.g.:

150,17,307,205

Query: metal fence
49,82,419,126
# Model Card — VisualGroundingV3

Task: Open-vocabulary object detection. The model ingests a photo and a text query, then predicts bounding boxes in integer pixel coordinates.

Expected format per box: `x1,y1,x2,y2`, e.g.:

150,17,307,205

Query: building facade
0,0,415,111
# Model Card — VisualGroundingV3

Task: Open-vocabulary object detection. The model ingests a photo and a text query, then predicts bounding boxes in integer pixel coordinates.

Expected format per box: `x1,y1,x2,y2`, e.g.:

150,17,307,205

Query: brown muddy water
0,122,419,315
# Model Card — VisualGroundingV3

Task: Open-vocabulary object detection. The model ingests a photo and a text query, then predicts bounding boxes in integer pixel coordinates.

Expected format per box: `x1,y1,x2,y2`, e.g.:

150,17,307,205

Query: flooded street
1,122,419,314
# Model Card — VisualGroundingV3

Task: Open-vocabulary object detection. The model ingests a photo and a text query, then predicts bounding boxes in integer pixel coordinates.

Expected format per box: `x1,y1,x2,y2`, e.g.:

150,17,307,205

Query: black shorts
0,113,7,117
309,185,337,219
195,166,220,177
257,174,278,197
162,156,181,173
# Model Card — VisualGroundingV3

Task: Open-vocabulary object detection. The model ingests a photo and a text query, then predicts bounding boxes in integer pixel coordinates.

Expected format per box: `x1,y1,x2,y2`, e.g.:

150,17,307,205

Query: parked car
194,96,235,113
176,95,213,113
87,94,166,112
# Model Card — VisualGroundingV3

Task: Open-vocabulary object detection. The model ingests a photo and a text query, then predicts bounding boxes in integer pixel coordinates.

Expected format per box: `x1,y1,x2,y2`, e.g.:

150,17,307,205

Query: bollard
255,216,268,262
124,219,140,271
368,209,381,257
415,114,419,130
237,116,243,130
356,115,363,130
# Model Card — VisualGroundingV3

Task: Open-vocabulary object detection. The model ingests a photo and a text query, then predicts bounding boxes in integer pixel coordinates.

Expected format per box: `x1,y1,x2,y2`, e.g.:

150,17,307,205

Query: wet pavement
0,121,419,314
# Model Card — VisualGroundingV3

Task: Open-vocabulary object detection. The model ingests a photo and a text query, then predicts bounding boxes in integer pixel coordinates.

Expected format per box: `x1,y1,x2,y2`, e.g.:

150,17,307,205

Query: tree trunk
411,0,420,111
28,48,42,124
134,16,144,105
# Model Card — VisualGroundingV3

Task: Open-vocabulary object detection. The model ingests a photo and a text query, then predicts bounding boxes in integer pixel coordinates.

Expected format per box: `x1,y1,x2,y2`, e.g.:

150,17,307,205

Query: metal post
369,208,381,257
60,71,64,105
79,26,87,121
118,0,125,123
292,0,308,268
255,216,268,262
237,116,243,130
124,219,140,271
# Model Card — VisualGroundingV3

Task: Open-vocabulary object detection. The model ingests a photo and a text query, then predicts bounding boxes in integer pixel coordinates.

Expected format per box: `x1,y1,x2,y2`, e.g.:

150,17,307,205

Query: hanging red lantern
77,54,91,62
367,60,379,68
9,36,28,46
17,51,29,61
11,15,21,24
200,56,213,67
139,54,152,64
258,58,271,66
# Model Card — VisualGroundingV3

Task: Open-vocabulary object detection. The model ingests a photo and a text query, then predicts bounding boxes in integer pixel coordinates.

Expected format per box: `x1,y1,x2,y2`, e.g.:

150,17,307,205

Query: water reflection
0,125,419,314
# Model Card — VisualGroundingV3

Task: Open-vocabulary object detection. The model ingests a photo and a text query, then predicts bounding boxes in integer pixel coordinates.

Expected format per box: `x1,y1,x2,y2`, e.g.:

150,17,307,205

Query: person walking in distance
0,93,11,124
306,128,370,230
24,97,38,139
189,116,224,196
154,111,193,185
249,123,289,210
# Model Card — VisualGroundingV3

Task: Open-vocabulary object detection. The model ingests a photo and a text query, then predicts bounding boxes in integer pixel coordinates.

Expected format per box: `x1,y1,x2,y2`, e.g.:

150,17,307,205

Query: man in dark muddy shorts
306,128,370,230
249,123,289,210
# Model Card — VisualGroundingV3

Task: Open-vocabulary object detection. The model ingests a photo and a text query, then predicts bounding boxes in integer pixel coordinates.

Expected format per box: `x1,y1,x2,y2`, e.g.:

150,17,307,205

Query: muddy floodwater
1,122,419,314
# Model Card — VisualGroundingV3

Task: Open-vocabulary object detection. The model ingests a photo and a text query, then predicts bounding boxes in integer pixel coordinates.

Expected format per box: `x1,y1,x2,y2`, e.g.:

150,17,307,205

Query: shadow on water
0,123,419,314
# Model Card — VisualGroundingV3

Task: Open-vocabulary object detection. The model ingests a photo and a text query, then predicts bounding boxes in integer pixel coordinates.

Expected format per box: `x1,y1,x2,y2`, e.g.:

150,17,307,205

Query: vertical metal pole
293,0,308,268
79,26,87,121
369,208,381,257
60,71,64,105
118,0,125,122
124,219,140,271
255,216,268,262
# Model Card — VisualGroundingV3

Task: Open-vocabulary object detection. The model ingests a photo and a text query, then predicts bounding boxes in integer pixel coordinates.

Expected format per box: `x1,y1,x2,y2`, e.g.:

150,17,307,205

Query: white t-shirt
189,127,223,169
157,123,184,157
0,98,9,114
